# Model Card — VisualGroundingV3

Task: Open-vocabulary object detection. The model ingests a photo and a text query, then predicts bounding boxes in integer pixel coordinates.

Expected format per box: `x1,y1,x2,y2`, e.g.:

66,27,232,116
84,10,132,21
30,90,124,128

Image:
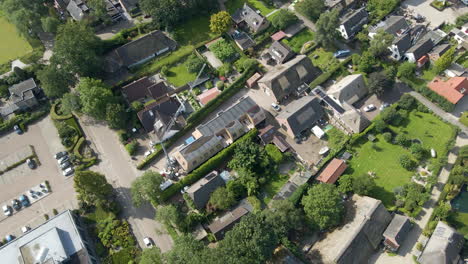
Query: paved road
372,134,468,263
409,91,468,134
79,117,173,252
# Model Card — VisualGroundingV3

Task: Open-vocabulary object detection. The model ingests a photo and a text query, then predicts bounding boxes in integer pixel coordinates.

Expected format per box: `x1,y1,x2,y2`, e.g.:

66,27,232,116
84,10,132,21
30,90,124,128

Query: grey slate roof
208,207,249,239
137,96,180,132
9,78,38,104
67,0,88,21
340,7,369,37
328,74,368,105
393,33,412,54
406,35,434,60
108,31,177,68
186,171,225,209
276,96,324,136
232,3,269,33
233,32,255,50
268,41,295,64
383,214,411,248
371,16,409,36
419,221,464,264
341,107,370,133
429,43,451,57
122,77,169,103
258,55,320,101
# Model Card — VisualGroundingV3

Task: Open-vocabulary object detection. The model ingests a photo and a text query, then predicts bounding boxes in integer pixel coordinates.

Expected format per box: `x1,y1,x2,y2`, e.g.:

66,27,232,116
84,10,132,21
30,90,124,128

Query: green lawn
448,212,468,237
226,0,276,16
0,16,32,64
172,16,217,46
166,63,197,87
282,29,314,53
348,111,455,207
134,45,194,77
309,48,340,72
460,112,468,127
262,173,289,204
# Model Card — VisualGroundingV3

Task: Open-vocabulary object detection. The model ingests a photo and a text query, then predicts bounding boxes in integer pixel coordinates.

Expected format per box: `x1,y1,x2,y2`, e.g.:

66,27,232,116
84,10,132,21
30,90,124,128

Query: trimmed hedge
160,129,258,201
136,64,257,169
0,106,49,134
73,137,86,159
50,103,72,120
309,57,352,88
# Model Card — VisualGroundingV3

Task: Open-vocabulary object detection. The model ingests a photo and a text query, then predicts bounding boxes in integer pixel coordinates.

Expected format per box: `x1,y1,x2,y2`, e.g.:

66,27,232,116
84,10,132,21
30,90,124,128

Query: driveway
79,117,174,252
371,134,468,263
402,0,468,29
0,116,78,240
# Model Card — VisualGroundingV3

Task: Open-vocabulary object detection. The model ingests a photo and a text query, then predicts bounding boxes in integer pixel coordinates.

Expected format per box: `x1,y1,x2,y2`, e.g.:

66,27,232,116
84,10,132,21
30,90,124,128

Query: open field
0,17,32,64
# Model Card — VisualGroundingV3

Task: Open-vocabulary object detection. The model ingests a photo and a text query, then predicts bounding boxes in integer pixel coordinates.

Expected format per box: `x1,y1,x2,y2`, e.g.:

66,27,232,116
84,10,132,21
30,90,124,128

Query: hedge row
0,145,36,175
50,103,73,120
136,64,257,169
160,129,258,201
73,137,86,159
309,57,352,88
402,78,455,112
0,106,49,134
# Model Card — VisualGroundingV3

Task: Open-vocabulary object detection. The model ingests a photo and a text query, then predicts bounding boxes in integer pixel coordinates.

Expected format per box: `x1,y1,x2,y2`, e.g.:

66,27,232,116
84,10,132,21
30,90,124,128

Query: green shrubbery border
0,145,37,175
309,57,352,88
50,103,73,120
0,105,49,134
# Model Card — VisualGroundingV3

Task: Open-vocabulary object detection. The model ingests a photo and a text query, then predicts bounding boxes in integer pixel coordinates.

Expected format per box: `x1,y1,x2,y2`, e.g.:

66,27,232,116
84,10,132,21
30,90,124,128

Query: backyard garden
0,16,32,65
282,29,315,53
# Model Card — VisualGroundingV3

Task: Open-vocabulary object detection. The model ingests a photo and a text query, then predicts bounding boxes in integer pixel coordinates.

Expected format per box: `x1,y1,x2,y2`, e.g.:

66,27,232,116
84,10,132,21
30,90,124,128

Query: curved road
79,117,173,252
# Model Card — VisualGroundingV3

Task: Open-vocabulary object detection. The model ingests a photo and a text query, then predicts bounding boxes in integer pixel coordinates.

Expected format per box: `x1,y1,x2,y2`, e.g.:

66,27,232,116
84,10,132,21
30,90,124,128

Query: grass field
309,47,340,72
282,29,314,53
166,63,197,87
261,173,289,204
172,16,216,46
347,111,454,207
226,0,275,16
0,17,32,64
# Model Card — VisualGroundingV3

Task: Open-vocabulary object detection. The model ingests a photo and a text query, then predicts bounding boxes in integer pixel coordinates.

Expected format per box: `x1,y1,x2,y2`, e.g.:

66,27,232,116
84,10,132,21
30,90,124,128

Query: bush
125,141,139,156
397,62,416,79
44,214,49,220
374,119,387,133
398,94,416,110
216,80,224,90
131,101,144,112
185,54,205,73
217,63,232,77
209,39,237,62
117,130,129,143
53,209,58,215
247,196,262,212
383,132,392,143
399,154,416,170
270,9,298,30
160,66,169,76
265,144,284,163
395,134,410,147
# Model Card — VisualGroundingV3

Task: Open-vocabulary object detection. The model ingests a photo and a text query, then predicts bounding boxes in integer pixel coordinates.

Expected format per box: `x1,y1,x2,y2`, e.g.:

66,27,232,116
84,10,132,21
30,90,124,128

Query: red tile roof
428,77,467,104
197,88,221,106
271,31,286,41
316,159,347,184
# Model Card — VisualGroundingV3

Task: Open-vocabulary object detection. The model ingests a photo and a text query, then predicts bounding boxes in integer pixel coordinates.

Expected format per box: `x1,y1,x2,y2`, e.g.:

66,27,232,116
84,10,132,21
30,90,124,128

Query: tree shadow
113,186,156,221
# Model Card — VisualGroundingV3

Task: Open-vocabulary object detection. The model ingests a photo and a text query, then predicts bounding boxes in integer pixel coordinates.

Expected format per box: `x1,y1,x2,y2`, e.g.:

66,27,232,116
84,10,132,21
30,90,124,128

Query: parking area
402,0,468,29
0,116,78,240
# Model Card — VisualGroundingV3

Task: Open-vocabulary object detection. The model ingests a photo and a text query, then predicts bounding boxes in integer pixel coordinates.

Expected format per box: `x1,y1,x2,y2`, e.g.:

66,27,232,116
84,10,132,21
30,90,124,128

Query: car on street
143,237,154,248
271,103,281,112
58,155,69,165
54,151,68,160
13,125,23,135
63,167,74,176
333,50,351,58
21,226,31,233
3,205,12,216
60,161,72,170
363,104,376,112
19,195,30,207
11,199,21,211
26,158,36,169
5,235,14,242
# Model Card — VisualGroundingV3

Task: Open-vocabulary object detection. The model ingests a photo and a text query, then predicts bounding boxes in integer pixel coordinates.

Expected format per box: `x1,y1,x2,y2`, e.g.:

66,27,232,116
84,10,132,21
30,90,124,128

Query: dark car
54,151,68,160
11,199,21,211
60,161,72,170
18,195,30,207
26,158,36,169
13,125,23,135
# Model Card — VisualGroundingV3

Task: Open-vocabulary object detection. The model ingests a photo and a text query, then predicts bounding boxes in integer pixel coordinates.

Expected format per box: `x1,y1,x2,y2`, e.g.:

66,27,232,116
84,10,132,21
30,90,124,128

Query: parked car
54,151,68,160
58,155,69,165
19,195,30,207
60,161,72,170
5,235,14,242
3,205,12,216
143,237,154,248
271,103,281,112
63,167,74,176
379,103,389,110
13,125,22,135
144,149,154,158
21,226,31,233
333,50,351,58
11,199,21,211
26,158,36,169
363,104,376,112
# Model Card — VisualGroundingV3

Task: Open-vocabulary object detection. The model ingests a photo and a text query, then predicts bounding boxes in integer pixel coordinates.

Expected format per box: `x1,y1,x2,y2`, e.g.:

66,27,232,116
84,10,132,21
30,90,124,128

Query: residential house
451,23,468,50
232,3,270,34
137,96,184,136
418,221,464,264
327,74,368,105
55,0,71,12
369,16,411,61
232,31,256,51
266,41,295,64
208,206,249,240
337,7,369,40
0,210,98,264
105,31,177,71
9,78,41,111
428,77,467,105
338,107,371,134
258,125,290,152
307,195,392,264
404,35,434,63
258,55,320,102
383,214,412,252
173,96,266,172
122,76,170,103
197,88,221,106
67,0,90,21
444,63,466,78
275,96,324,138
316,158,347,184
186,171,225,210
428,43,451,61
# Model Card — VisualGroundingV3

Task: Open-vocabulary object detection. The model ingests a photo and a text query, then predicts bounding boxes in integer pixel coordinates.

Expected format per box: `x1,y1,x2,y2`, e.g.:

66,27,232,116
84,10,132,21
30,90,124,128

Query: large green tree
209,11,232,34
367,0,399,22
315,9,340,47
76,78,114,120
295,0,325,22
302,184,344,230
61,92,82,114
397,62,416,79
369,29,394,57
155,204,182,228
367,71,392,97
74,170,114,207
1,0,47,36
130,170,165,206
140,248,163,264
163,235,207,264
51,21,102,77
352,174,376,196
105,103,127,129
41,17,61,33
208,187,236,211
270,10,298,30
37,66,76,98
262,199,304,237
434,47,456,73
88,0,110,24
140,0,182,29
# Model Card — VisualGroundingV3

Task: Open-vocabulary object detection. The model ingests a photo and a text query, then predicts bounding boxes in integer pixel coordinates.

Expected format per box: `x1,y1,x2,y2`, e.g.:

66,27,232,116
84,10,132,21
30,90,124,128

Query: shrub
398,94,416,110
247,196,262,212
53,209,58,215
44,214,49,220
131,101,144,112
117,130,129,143
217,63,232,77
205,81,213,89
265,144,284,163
193,88,201,96
383,132,392,143
374,119,387,133
185,54,205,73
395,134,409,147
125,141,139,156
380,107,399,124
399,154,416,170
160,66,169,76
209,39,237,62
270,9,298,30
397,62,416,79
416,242,423,251
410,143,427,161
216,80,224,90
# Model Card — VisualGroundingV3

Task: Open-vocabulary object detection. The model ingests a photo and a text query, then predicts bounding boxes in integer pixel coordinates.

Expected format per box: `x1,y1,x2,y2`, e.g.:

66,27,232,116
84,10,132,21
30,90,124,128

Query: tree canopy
140,248,163,264
76,78,115,120
262,199,304,237
270,10,298,30
434,47,455,74
397,62,416,79
210,11,232,34
295,0,325,22
369,29,394,57
106,103,127,130
37,66,76,98
0,0,48,36
61,92,82,115
302,184,344,230
367,71,392,97
74,170,114,208
208,187,236,211
130,170,165,206
352,174,376,196
314,9,339,47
